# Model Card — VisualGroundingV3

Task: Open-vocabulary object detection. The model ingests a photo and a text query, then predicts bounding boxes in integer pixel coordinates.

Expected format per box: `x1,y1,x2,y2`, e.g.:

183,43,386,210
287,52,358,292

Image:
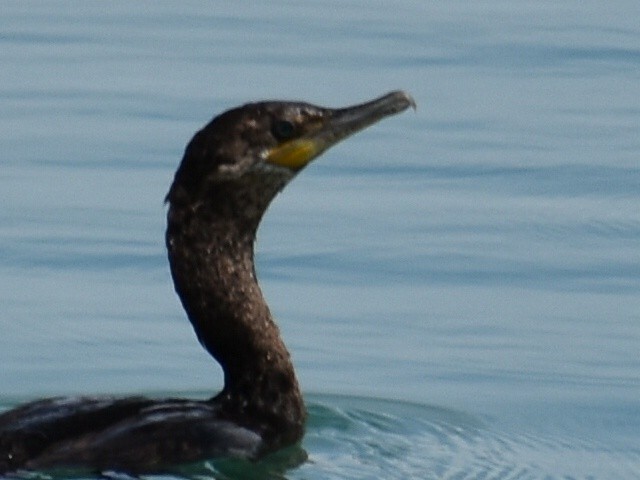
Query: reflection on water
1,1,640,479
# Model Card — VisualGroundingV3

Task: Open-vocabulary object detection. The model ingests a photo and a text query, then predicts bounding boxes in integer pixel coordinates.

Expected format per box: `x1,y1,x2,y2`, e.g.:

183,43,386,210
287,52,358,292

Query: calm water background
1,1,639,478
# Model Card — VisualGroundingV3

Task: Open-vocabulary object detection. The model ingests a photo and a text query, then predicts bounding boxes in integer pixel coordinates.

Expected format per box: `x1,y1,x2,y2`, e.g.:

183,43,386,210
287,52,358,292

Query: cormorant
0,91,415,474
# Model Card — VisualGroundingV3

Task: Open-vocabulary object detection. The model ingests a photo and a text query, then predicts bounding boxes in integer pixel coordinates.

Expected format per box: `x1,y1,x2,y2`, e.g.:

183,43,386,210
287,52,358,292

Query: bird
0,90,415,475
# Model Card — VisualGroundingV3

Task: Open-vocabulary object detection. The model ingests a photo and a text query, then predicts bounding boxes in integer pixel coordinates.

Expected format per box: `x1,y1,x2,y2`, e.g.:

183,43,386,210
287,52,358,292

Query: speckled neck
165,175,305,448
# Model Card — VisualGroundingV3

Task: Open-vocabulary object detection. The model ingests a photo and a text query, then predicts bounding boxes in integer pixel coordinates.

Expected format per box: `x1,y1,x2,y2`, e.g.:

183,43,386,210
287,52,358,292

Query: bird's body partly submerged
0,91,415,475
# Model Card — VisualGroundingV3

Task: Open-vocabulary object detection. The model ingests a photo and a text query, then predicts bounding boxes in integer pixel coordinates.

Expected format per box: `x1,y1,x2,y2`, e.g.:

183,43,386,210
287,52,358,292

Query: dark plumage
0,91,415,474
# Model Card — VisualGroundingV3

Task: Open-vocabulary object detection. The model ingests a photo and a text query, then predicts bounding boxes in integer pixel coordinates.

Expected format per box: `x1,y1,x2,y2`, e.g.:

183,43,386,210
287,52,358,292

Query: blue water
1,1,640,478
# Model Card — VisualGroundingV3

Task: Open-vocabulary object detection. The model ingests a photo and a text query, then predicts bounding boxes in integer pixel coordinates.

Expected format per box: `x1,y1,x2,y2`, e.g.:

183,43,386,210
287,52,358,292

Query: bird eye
272,120,295,140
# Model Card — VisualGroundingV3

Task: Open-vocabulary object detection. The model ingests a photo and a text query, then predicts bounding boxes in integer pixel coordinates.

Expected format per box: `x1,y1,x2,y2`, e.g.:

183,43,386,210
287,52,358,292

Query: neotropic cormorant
0,91,415,474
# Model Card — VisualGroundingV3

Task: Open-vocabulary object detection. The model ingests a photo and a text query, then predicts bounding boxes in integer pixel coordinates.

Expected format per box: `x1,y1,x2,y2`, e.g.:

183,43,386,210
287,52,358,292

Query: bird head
166,91,415,216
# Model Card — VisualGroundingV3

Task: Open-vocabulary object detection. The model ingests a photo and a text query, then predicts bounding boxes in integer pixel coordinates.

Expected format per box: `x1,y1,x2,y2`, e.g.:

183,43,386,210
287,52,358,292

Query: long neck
165,190,304,442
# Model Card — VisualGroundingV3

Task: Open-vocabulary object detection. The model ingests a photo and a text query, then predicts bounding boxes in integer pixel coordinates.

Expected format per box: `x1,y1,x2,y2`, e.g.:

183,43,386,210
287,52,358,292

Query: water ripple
296,396,639,480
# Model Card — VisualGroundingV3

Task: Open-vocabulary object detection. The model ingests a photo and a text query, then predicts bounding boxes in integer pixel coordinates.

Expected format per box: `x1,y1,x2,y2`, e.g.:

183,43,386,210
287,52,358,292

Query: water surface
1,1,639,479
